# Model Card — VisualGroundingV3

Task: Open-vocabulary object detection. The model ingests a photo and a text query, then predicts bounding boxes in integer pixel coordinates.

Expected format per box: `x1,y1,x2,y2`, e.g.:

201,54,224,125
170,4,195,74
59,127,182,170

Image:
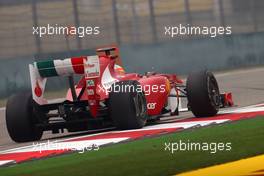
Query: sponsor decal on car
87,89,95,95
86,80,95,87
147,103,157,109
84,56,100,78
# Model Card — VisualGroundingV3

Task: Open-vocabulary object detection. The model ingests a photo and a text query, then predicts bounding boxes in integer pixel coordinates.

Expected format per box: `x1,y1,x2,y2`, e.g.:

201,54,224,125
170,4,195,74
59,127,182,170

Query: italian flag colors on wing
35,56,87,77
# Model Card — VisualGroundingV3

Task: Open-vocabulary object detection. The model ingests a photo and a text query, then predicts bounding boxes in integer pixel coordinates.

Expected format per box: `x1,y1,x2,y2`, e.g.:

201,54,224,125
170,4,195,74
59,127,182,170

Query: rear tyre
186,70,220,117
6,92,43,142
109,80,147,129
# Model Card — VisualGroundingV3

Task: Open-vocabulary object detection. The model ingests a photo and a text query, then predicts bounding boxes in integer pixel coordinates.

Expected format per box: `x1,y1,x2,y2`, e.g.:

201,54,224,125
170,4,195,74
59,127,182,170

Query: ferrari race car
5,47,234,142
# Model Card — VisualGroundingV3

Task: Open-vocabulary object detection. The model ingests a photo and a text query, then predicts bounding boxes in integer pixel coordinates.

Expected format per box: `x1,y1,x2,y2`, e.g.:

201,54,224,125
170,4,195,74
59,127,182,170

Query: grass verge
1,117,264,176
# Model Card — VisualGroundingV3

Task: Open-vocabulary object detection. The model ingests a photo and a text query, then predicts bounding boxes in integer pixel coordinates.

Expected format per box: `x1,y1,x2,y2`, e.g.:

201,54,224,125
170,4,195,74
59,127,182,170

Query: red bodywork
65,47,233,119
66,47,184,118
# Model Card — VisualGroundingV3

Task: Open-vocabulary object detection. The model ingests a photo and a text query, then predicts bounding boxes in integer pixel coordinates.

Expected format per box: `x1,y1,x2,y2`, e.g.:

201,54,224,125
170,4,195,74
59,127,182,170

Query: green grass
1,117,264,176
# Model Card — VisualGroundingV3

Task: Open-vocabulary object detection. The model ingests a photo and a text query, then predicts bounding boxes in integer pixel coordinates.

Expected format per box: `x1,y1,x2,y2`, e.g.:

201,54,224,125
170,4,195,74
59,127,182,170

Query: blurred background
0,0,264,99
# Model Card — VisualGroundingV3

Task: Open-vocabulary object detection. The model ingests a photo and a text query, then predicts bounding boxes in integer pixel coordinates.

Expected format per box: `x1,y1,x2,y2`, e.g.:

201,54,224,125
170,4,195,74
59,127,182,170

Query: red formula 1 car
5,47,233,142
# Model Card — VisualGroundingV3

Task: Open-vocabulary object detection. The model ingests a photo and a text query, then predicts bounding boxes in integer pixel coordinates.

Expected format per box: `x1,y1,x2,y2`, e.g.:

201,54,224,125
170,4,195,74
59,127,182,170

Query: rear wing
29,55,100,105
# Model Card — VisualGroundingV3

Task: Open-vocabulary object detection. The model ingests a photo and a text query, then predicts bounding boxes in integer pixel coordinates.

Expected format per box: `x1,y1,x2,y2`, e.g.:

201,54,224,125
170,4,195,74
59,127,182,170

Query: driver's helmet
114,64,125,74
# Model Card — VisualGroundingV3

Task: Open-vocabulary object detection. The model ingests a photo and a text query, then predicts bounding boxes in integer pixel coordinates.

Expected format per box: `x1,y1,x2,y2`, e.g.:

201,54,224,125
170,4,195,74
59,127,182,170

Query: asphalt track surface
0,67,263,151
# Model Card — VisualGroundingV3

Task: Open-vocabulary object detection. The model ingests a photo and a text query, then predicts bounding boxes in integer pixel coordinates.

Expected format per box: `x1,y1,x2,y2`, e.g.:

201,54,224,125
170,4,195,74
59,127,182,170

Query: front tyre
186,70,220,117
109,80,147,129
6,92,43,142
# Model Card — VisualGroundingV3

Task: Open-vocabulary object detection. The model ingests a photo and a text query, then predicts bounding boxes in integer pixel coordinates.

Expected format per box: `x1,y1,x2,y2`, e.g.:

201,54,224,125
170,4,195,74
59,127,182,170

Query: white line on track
0,160,15,166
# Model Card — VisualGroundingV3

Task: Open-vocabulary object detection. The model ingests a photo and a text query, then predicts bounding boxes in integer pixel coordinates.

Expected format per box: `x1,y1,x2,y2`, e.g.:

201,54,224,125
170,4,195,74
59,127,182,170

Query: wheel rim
207,75,220,107
134,92,146,119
